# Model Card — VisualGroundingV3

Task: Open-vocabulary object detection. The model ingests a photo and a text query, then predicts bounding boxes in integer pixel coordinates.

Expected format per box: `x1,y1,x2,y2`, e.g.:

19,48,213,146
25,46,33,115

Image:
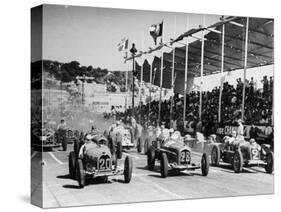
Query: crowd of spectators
119,75,273,136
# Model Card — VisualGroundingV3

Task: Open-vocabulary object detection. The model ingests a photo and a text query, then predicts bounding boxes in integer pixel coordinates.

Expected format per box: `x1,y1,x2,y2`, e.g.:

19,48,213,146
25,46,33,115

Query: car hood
84,143,111,161
162,139,190,152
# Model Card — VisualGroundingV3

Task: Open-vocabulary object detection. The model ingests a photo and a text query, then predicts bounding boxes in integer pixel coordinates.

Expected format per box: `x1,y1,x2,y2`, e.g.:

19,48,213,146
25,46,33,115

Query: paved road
31,146,273,208
31,114,274,208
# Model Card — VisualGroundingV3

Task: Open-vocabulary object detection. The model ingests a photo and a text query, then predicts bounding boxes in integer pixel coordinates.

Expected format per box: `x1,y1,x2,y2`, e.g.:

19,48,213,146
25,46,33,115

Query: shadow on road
63,184,81,189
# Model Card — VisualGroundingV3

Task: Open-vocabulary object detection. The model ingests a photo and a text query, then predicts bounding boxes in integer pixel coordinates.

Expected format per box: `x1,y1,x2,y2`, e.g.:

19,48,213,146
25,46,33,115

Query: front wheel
69,151,76,179
201,153,209,176
265,151,274,174
211,145,220,166
76,159,85,188
233,150,243,173
160,153,168,178
124,156,133,183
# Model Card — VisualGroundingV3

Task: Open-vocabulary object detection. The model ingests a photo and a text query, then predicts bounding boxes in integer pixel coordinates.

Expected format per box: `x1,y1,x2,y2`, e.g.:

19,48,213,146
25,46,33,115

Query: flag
149,21,163,45
117,38,128,51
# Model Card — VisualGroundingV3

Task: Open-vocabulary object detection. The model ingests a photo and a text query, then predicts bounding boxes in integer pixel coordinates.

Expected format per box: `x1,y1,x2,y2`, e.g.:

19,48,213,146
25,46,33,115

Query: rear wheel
201,153,209,176
116,141,123,159
147,147,155,171
265,151,274,174
76,159,85,188
160,153,168,178
233,150,243,173
144,139,150,155
69,151,76,179
124,156,133,183
211,145,220,166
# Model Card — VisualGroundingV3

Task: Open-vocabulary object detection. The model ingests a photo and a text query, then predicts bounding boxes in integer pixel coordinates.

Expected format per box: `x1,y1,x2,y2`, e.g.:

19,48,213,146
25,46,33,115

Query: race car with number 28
147,129,209,178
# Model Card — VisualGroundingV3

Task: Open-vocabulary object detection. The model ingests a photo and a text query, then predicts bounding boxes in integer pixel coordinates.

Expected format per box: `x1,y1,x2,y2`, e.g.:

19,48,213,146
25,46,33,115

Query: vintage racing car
147,129,209,178
209,136,274,173
69,133,133,188
31,124,60,151
105,123,134,153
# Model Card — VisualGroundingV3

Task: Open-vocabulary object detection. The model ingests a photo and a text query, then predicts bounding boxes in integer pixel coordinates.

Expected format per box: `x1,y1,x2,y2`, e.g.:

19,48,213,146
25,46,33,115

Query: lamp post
130,43,137,118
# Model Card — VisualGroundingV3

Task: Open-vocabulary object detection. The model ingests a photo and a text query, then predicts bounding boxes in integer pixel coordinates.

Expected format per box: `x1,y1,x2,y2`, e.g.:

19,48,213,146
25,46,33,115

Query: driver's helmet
249,138,255,144
231,130,237,138
85,134,94,142
184,134,192,142
161,128,170,140
169,128,174,135
223,136,230,143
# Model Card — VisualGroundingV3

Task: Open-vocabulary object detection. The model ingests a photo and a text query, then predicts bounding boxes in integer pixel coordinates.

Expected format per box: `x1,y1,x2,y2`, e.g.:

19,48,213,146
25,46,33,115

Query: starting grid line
49,152,64,165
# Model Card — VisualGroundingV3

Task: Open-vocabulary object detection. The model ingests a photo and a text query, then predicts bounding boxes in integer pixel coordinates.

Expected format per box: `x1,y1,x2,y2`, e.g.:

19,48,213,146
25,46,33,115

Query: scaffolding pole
241,17,249,121
218,23,225,123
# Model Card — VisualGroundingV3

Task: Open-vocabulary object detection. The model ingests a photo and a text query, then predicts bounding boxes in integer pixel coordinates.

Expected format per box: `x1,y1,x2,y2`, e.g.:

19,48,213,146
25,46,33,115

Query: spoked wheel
211,146,220,166
68,151,76,179
124,156,133,183
147,147,155,171
76,159,85,188
265,151,274,174
160,153,168,178
233,150,243,173
201,153,209,176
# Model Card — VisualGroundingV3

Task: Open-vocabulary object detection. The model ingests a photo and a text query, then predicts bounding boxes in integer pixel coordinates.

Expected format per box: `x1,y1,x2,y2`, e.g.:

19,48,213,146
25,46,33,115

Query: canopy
131,16,273,90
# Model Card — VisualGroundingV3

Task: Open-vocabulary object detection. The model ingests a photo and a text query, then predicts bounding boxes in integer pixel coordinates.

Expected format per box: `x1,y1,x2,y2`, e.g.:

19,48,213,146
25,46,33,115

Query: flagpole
218,20,225,123
241,17,249,121
158,20,164,127
183,16,189,124
170,16,176,128
199,15,205,122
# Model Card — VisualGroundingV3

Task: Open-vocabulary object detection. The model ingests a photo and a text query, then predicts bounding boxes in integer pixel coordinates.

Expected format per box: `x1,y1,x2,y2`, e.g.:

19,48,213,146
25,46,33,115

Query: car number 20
99,157,111,170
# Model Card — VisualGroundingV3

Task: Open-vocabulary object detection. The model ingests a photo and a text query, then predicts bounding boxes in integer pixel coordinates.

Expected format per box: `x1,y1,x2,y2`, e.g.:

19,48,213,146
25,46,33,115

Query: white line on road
123,152,140,159
49,152,64,165
31,151,37,159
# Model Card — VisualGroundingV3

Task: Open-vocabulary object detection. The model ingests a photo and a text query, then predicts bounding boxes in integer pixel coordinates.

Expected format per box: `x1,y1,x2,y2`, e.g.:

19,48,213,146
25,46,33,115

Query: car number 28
181,151,190,162
99,157,111,170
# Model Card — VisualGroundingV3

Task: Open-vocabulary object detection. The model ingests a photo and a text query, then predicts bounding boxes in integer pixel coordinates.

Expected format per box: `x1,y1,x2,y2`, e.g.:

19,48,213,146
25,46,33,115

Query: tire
144,139,149,155
76,159,85,188
137,138,142,153
160,153,168,178
124,156,133,183
265,151,274,174
211,145,220,166
69,151,76,179
116,141,123,159
74,140,80,156
233,150,243,173
147,147,155,171
201,153,209,176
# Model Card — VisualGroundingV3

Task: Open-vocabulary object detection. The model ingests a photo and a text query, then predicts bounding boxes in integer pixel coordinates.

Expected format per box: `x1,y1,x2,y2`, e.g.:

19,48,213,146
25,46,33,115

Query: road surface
31,114,274,208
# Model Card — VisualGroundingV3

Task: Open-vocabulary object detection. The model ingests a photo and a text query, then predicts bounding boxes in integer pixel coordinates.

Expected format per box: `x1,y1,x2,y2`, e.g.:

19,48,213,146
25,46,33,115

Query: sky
38,4,221,71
